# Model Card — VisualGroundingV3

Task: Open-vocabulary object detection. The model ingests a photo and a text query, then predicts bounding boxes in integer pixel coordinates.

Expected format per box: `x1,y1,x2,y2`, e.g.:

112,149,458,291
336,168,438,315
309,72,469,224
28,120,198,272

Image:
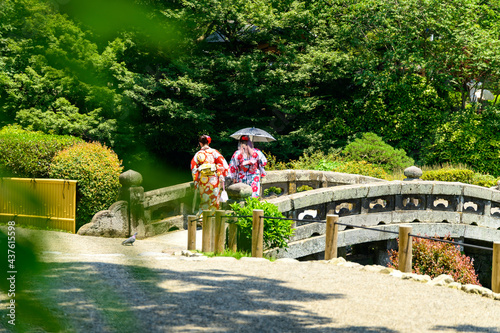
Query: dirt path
2,228,500,332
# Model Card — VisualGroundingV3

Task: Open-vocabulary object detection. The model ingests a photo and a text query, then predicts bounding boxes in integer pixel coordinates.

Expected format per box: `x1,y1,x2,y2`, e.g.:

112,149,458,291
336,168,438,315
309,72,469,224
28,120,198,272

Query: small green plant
49,142,123,230
388,234,480,285
297,185,313,192
202,249,252,259
202,249,277,261
264,186,283,196
229,197,295,253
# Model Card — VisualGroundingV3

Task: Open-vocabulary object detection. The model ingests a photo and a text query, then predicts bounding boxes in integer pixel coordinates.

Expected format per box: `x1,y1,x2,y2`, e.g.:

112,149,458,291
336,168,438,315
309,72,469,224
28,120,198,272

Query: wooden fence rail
188,210,500,294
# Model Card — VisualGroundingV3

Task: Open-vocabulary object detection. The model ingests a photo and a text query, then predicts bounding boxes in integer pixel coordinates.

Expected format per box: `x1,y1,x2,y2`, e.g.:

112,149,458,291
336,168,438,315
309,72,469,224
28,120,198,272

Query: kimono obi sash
199,163,217,176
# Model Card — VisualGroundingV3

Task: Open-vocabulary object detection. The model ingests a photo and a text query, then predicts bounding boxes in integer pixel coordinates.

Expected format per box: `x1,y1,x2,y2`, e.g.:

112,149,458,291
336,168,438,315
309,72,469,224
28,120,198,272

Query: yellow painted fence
0,178,77,233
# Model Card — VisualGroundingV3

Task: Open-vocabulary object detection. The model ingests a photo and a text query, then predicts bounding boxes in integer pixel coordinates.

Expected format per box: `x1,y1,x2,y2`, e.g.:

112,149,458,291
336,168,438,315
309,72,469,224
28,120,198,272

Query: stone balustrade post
119,169,145,237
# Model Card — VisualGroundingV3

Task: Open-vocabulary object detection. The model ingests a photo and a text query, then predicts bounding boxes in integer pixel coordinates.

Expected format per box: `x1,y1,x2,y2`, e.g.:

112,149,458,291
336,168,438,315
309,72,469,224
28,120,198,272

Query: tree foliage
2,0,500,179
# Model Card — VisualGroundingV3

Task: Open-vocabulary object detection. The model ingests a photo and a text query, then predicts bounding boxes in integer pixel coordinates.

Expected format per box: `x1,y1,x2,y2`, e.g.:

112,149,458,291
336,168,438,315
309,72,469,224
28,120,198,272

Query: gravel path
2,228,500,332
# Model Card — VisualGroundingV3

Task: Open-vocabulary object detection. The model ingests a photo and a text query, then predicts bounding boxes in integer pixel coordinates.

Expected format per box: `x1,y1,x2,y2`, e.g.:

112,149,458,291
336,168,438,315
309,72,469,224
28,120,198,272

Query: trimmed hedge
0,125,83,177
421,168,474,183
332,161,388,179
49,142,123,230
421,168,500,188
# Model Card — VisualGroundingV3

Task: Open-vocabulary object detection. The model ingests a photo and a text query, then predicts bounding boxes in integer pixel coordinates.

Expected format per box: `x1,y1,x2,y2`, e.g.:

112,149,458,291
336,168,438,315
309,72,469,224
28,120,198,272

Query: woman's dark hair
199,135,211,145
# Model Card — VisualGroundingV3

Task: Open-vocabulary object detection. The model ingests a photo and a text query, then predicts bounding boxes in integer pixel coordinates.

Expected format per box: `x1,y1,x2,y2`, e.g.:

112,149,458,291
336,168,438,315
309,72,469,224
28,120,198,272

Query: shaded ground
1,228,500,332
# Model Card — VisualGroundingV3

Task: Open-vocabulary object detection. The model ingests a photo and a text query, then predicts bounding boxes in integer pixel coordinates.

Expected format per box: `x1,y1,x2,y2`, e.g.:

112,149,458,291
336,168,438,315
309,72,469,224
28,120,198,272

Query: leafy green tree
422,108,500,176
2,0,500,179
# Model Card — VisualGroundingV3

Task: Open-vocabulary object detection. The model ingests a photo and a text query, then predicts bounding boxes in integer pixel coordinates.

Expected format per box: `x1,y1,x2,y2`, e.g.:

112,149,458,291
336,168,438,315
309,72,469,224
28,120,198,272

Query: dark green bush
421,168,474,183
342,132,414,172
229,197,294,253
0,125,83,177
49,142,123,230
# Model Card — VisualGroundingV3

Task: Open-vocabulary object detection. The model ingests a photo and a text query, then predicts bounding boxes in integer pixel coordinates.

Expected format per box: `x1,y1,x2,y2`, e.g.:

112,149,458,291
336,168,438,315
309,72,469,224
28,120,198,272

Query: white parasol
230,127,276,142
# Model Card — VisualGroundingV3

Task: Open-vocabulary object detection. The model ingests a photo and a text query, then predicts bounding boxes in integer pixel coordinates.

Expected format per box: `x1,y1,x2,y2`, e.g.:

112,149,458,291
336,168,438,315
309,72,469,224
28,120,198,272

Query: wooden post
214,210,226,254
325,214,339,260
492,242,500,293
227,222,238,252
398,226,413,273
201,210,212,253
252,209,264,258
187,215,197,251
210,216,215,252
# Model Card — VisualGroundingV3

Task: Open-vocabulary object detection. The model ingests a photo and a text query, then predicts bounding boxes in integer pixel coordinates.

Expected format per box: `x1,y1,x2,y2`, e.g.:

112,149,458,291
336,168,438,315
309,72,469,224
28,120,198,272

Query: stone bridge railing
264,177,500,259
81,169,383,237
261,170,385,198
81,167,500,246
267,179,500,228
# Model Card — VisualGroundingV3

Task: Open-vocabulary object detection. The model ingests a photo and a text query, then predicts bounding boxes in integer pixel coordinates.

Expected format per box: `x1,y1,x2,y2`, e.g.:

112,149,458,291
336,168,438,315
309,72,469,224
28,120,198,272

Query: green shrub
332,161,388,179
471,173,499,188
229,197,294,253
342,132,414,172
421,168,474,183
388,234,480,286
288,151,340,170
262,151,290,171
0,125,83,177
49,142,123,230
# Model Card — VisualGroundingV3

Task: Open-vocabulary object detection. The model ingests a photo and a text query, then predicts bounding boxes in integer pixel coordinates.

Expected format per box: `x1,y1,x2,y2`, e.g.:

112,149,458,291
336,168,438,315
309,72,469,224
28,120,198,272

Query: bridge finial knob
403,166,422,181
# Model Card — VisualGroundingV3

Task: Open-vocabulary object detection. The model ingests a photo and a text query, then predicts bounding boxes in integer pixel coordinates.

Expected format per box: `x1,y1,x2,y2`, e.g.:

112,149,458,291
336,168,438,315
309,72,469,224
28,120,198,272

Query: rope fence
187,209,500,293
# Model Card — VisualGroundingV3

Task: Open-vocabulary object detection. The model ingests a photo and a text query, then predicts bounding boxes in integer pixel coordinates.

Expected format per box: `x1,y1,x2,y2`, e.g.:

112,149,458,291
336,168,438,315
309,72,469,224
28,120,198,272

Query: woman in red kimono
190,135,229,211
229,136,267,198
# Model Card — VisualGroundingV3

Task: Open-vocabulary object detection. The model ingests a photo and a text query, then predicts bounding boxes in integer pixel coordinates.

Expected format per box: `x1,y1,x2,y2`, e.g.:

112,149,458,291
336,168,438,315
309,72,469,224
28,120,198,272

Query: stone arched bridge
264,175,500,258
85,169,500,260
